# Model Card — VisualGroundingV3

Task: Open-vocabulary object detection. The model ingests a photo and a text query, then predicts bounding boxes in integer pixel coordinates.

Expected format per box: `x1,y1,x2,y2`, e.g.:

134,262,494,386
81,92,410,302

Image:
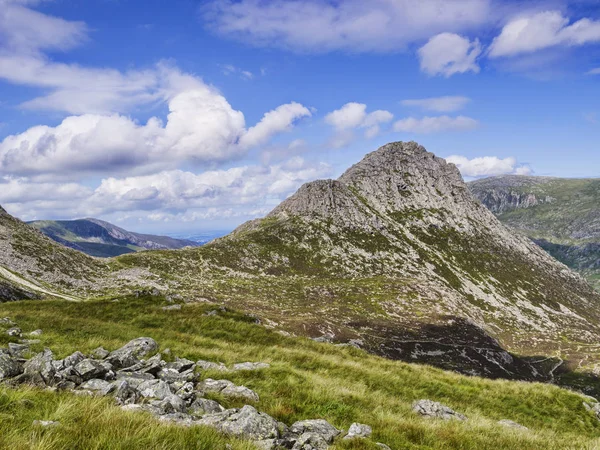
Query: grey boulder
291,432,329,450
290,419,341,444
344,422,372,439
189,398,225,415
107,337,158,369
74,359,112,381
197,405,279,441
0,354,23,380
80,379,114,395
23,349,56,385
232,362,270,371
412,399,467,421
137,379,172,400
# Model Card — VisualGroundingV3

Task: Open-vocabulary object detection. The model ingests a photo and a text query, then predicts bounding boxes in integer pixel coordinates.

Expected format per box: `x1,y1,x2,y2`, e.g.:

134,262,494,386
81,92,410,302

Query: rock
8,343,29,358
33,420,60,428
173,381,195,404
157,367,197,384
151,394,186,414
137,379,172,400
196,360,229,372
412,400,467,421
196,378,235,395
221,385,260,402
74,359,112,381
197,405,279,441
376,444,392,450
166,357,195,372
63,351,86,368
116,372,155,387
204,310,218,316
344,422,372,439
0,354,23,380
91,347,110,359
498,419,528,430
111,379,138,403
29,330,43,337
158,413,195,427
107,337,158,369
291,432,329,450
232,362,270,371
189,398,225,415
0,317,14,326
289,420,341,444
6,326,21,337
80,379,114,395
254,440,276,450
162,305,182,311
23,349,55,386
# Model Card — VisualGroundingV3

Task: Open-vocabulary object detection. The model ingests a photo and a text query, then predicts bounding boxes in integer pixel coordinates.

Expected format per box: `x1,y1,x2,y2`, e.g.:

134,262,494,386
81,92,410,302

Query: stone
107,337,158,369
197,405,279,441
0,317,14,326
6,326,21,337
153,394,186,414
74,359,112,381
80,379,114,395
33,420,60,428
174,381,195,404
232,362,270,371
8,343,29,358
63,351,86,368
189,398,225,415
111,379,138,403
0,354,23,380
196,360,229,372
158,413,195,427
29,329,43,337
254,440,276,450
498,419,528,430
166,357,195,372
291,432,329,450
91,347,110,359
344,422,372,439
162,304,182,311
157,367,197,384
412,399,467,421
221,385,260,402
137,379,172,400
196,378,235,395
289,419,341,444
116,372,155,387
23,349,55,386
376,444,392,450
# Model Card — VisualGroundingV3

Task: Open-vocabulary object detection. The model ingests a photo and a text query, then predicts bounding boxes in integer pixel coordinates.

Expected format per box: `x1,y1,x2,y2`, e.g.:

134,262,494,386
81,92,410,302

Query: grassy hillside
2,294,600,449
469,176,600,290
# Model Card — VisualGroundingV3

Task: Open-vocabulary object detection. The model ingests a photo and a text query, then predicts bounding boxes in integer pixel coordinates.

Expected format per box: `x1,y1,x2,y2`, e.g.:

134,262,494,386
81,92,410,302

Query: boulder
107,337,158,369
344,422,372,439
196,378,235,395
137,379,172,400
80,379,114,395
158,413,195,427
291,432,329,450
196,360,230,372
63,351,86,368
189,398,225,415
29,330,43,337
197,405,279,441
6,327,21,337
173,381,195,404
289,419,341,444
221,385,260,402
232,362,270,371
0,354,23,380
91,347,110,359
74,359,112,381
152,394,186,414
166,357,195,372
8,343,29,358
157,367,197,383
23,349,55,386
412,399,467,421
111,379,138,403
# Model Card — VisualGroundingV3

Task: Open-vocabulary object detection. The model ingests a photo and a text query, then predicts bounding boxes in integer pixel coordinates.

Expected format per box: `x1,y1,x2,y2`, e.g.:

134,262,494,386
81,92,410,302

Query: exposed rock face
215,142,600,378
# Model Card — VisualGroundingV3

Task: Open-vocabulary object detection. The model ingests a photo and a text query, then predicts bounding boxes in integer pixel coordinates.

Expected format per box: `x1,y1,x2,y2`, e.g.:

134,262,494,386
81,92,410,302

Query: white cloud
220,64,254,80
202,0,491,53
489,11,600,58
325,103,393,142
445,155,532,178
393,116,479,134
418,33,481,77
0,86,311,177
401,96,471,112
586,68,600,75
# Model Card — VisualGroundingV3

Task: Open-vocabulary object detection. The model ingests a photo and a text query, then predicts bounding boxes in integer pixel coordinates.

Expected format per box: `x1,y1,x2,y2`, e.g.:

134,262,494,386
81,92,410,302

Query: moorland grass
1,295,600,449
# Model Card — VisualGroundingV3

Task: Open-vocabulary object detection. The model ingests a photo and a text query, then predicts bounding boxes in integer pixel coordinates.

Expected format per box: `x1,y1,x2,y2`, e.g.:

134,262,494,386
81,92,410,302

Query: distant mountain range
469,175,600,291
28,218,199,257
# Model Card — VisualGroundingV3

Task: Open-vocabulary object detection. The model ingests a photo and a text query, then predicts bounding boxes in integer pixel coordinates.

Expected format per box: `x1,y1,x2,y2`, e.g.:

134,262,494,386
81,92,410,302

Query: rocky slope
117,142,600,379
469,175,600,290
28,218,198,258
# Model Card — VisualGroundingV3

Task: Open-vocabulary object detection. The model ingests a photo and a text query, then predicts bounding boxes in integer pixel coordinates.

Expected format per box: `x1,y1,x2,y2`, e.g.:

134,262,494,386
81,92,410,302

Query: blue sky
0,0,599,233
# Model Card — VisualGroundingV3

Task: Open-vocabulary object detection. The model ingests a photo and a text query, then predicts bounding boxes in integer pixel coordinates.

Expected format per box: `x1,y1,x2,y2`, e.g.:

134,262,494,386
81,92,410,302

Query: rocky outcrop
412,399,467,421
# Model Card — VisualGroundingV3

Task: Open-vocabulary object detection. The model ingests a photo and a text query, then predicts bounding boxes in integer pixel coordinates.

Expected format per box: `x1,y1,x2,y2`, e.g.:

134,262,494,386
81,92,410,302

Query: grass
1,295,600,449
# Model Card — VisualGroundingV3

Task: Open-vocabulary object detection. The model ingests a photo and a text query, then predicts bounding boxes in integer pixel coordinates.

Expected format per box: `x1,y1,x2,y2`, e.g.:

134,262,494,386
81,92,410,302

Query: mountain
117,142,600,381
469,175,600,291
28,218,199,258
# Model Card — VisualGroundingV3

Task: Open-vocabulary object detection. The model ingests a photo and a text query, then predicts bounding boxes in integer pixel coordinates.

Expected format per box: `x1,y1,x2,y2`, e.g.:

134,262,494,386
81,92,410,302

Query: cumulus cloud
325,103,393,143
202,0,491,53
401,96,471,112
445,155,532,178
418,33,482,77
489,11,600,58
393,116,479,134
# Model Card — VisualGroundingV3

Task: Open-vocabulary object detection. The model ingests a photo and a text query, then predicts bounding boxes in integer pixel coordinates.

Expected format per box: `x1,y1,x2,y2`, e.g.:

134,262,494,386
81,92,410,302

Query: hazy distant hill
28,218,199,257
469,175,600,291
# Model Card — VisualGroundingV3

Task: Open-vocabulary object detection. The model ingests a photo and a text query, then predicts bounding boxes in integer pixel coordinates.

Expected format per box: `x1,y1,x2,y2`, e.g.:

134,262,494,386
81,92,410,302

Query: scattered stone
107,337,158,369
196,360,229,372
8,343,29,358
33,420,60,428
344,422,372,439
221,385,260,402
291,432,329,450
6,327,22,337
0,354,23,380
162,304,182,311
289,419,341,444
23,349,55,386
19,339,40,345
498,419,528,430
28,330,43,337
232,362,270,371
197,405,279,441
412,399,467,421
91,347,110,359
196,378,235,394
0,318,14,326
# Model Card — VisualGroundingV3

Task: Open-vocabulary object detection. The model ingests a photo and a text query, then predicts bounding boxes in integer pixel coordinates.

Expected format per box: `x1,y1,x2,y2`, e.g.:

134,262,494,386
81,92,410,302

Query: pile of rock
0,328,382,449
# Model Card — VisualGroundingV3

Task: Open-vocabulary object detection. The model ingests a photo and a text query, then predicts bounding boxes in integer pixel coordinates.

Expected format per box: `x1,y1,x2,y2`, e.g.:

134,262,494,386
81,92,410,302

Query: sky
0,0,599,234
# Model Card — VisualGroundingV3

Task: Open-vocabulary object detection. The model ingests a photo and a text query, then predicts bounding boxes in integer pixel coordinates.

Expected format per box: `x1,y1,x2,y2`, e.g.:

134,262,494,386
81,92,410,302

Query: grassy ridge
1,295,600,449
